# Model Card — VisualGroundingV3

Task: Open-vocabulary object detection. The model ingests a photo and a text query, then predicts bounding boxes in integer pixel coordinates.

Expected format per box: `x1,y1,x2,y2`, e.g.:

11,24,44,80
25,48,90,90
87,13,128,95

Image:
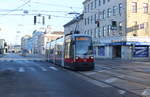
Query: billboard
133,46,149,57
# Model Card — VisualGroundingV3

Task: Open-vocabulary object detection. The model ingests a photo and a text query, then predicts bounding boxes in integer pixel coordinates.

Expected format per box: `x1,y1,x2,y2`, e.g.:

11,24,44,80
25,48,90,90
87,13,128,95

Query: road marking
18,67,25,72
85,72,96,75
142,88,150,96
28,67,36,71
89,79,111,88
118,90,126,95
97,70,106,72
39,66,47,71
105,78,118,83
49,66,58,71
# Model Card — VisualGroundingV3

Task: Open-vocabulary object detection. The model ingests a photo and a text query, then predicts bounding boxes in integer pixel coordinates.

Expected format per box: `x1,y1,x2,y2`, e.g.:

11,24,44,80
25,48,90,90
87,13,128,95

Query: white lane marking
118,90,126,95
87,78,111,88
18,67,25,72
39,66,47,71
96,65,112,69
28,67,36,72
105,78,118,83
97,70,106,72
85,72,96,75
49,66,58,71
142,88,150,96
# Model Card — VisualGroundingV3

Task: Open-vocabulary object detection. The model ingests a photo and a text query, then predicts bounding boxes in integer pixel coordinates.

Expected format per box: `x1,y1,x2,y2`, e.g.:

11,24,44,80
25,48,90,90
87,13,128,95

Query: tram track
77,64,150,97
77,71,143,97
95,65,150,86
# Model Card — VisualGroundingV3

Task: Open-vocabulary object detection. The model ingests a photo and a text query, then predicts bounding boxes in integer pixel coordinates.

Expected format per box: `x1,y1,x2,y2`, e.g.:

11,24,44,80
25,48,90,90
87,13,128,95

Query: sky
0,0,85,45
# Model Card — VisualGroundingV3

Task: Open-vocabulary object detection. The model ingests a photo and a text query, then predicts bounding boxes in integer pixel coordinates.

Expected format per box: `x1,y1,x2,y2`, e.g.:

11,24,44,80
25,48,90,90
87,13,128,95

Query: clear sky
0,0,85,44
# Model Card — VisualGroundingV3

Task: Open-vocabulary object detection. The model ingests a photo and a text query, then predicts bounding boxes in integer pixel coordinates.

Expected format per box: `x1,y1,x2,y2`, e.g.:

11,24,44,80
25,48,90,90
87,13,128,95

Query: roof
51,31,64,35
83,0,91,4
64,14,84,27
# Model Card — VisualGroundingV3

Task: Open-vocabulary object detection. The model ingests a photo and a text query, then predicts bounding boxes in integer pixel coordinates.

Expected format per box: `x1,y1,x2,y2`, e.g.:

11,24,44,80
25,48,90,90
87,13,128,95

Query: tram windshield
75,36,93,56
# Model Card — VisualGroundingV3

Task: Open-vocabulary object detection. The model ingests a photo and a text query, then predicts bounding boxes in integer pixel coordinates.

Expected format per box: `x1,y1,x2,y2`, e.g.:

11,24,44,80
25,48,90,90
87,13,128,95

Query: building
21,35,32,54
0,39,6,54
64,14,84,35
64,0,150,60
38,31,63,55
13,45,21,53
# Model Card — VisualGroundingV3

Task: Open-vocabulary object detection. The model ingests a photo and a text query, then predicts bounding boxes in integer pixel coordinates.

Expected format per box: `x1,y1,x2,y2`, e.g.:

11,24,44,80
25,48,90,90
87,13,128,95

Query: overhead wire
32,1,83,9
0,0,31,17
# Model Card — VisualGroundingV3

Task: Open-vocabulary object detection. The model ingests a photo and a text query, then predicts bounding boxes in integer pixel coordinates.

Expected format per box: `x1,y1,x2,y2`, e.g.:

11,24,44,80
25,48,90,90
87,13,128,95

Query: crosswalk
0,66,59,73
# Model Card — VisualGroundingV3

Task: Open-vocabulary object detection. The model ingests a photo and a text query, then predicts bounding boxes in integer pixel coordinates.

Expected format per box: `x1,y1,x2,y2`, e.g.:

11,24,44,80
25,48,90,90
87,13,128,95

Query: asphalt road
0,54,141,97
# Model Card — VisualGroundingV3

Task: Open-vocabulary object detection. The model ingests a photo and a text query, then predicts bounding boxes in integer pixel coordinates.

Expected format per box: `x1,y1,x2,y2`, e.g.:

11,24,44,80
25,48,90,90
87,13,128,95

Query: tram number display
76,37,89,40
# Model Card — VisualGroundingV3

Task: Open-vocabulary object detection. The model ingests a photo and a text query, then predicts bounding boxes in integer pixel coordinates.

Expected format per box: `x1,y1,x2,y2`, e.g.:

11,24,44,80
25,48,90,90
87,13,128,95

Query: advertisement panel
98,46,105,56
133,46,149,57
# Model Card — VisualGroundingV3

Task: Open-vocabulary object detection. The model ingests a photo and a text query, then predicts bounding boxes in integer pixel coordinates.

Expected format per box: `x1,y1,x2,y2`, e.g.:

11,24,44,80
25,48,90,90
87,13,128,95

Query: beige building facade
82,0,150,59
38,32,63,55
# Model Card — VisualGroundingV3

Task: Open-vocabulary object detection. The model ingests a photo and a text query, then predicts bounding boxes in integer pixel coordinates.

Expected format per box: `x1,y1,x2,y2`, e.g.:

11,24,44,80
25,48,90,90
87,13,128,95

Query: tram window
64,42,70,58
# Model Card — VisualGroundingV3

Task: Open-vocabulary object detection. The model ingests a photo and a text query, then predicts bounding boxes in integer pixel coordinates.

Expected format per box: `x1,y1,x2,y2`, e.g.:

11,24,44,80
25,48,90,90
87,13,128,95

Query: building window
103,10,106,19
113,6,117,16
132,2,137,13
98,28,101,37
140,23,145,29
94,14,97,22
91,2,93,10
88,17,90,24
143,3,148,13
88,4,90,12
107,8,112,18
103,26,106,36
98,0,101,6
95,0,97,8
84,18,86,25
91,16,93,24
84,6,87,13
87,30,89,35
103,0,105,4
119,22,123,31
119,3,123,15
94,28,97,38
107,0,110,2
99,28,102,37
108,25,111,36
99,11,103,20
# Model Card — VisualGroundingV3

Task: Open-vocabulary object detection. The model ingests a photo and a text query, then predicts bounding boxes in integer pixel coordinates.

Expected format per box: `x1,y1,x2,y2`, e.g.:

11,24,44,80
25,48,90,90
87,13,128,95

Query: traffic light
34,16,37,25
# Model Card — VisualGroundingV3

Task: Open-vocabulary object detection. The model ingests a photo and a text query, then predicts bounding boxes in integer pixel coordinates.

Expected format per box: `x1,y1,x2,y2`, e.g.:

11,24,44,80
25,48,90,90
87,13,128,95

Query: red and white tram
46,33,95,70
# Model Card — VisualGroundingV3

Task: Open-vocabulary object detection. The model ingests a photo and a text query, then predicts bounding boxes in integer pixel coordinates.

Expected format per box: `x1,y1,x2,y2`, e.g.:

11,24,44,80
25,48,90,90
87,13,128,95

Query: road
79,59,150,97
0,53,142,97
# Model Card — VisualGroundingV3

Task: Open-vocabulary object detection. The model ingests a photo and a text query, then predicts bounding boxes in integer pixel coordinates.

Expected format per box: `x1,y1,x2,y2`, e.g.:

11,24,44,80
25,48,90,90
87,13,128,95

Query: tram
46,33,95,70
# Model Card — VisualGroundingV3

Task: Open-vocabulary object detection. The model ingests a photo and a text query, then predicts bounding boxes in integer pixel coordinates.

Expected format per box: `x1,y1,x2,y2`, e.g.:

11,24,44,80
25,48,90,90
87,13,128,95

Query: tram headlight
90,56,94,59
75,56,79,60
